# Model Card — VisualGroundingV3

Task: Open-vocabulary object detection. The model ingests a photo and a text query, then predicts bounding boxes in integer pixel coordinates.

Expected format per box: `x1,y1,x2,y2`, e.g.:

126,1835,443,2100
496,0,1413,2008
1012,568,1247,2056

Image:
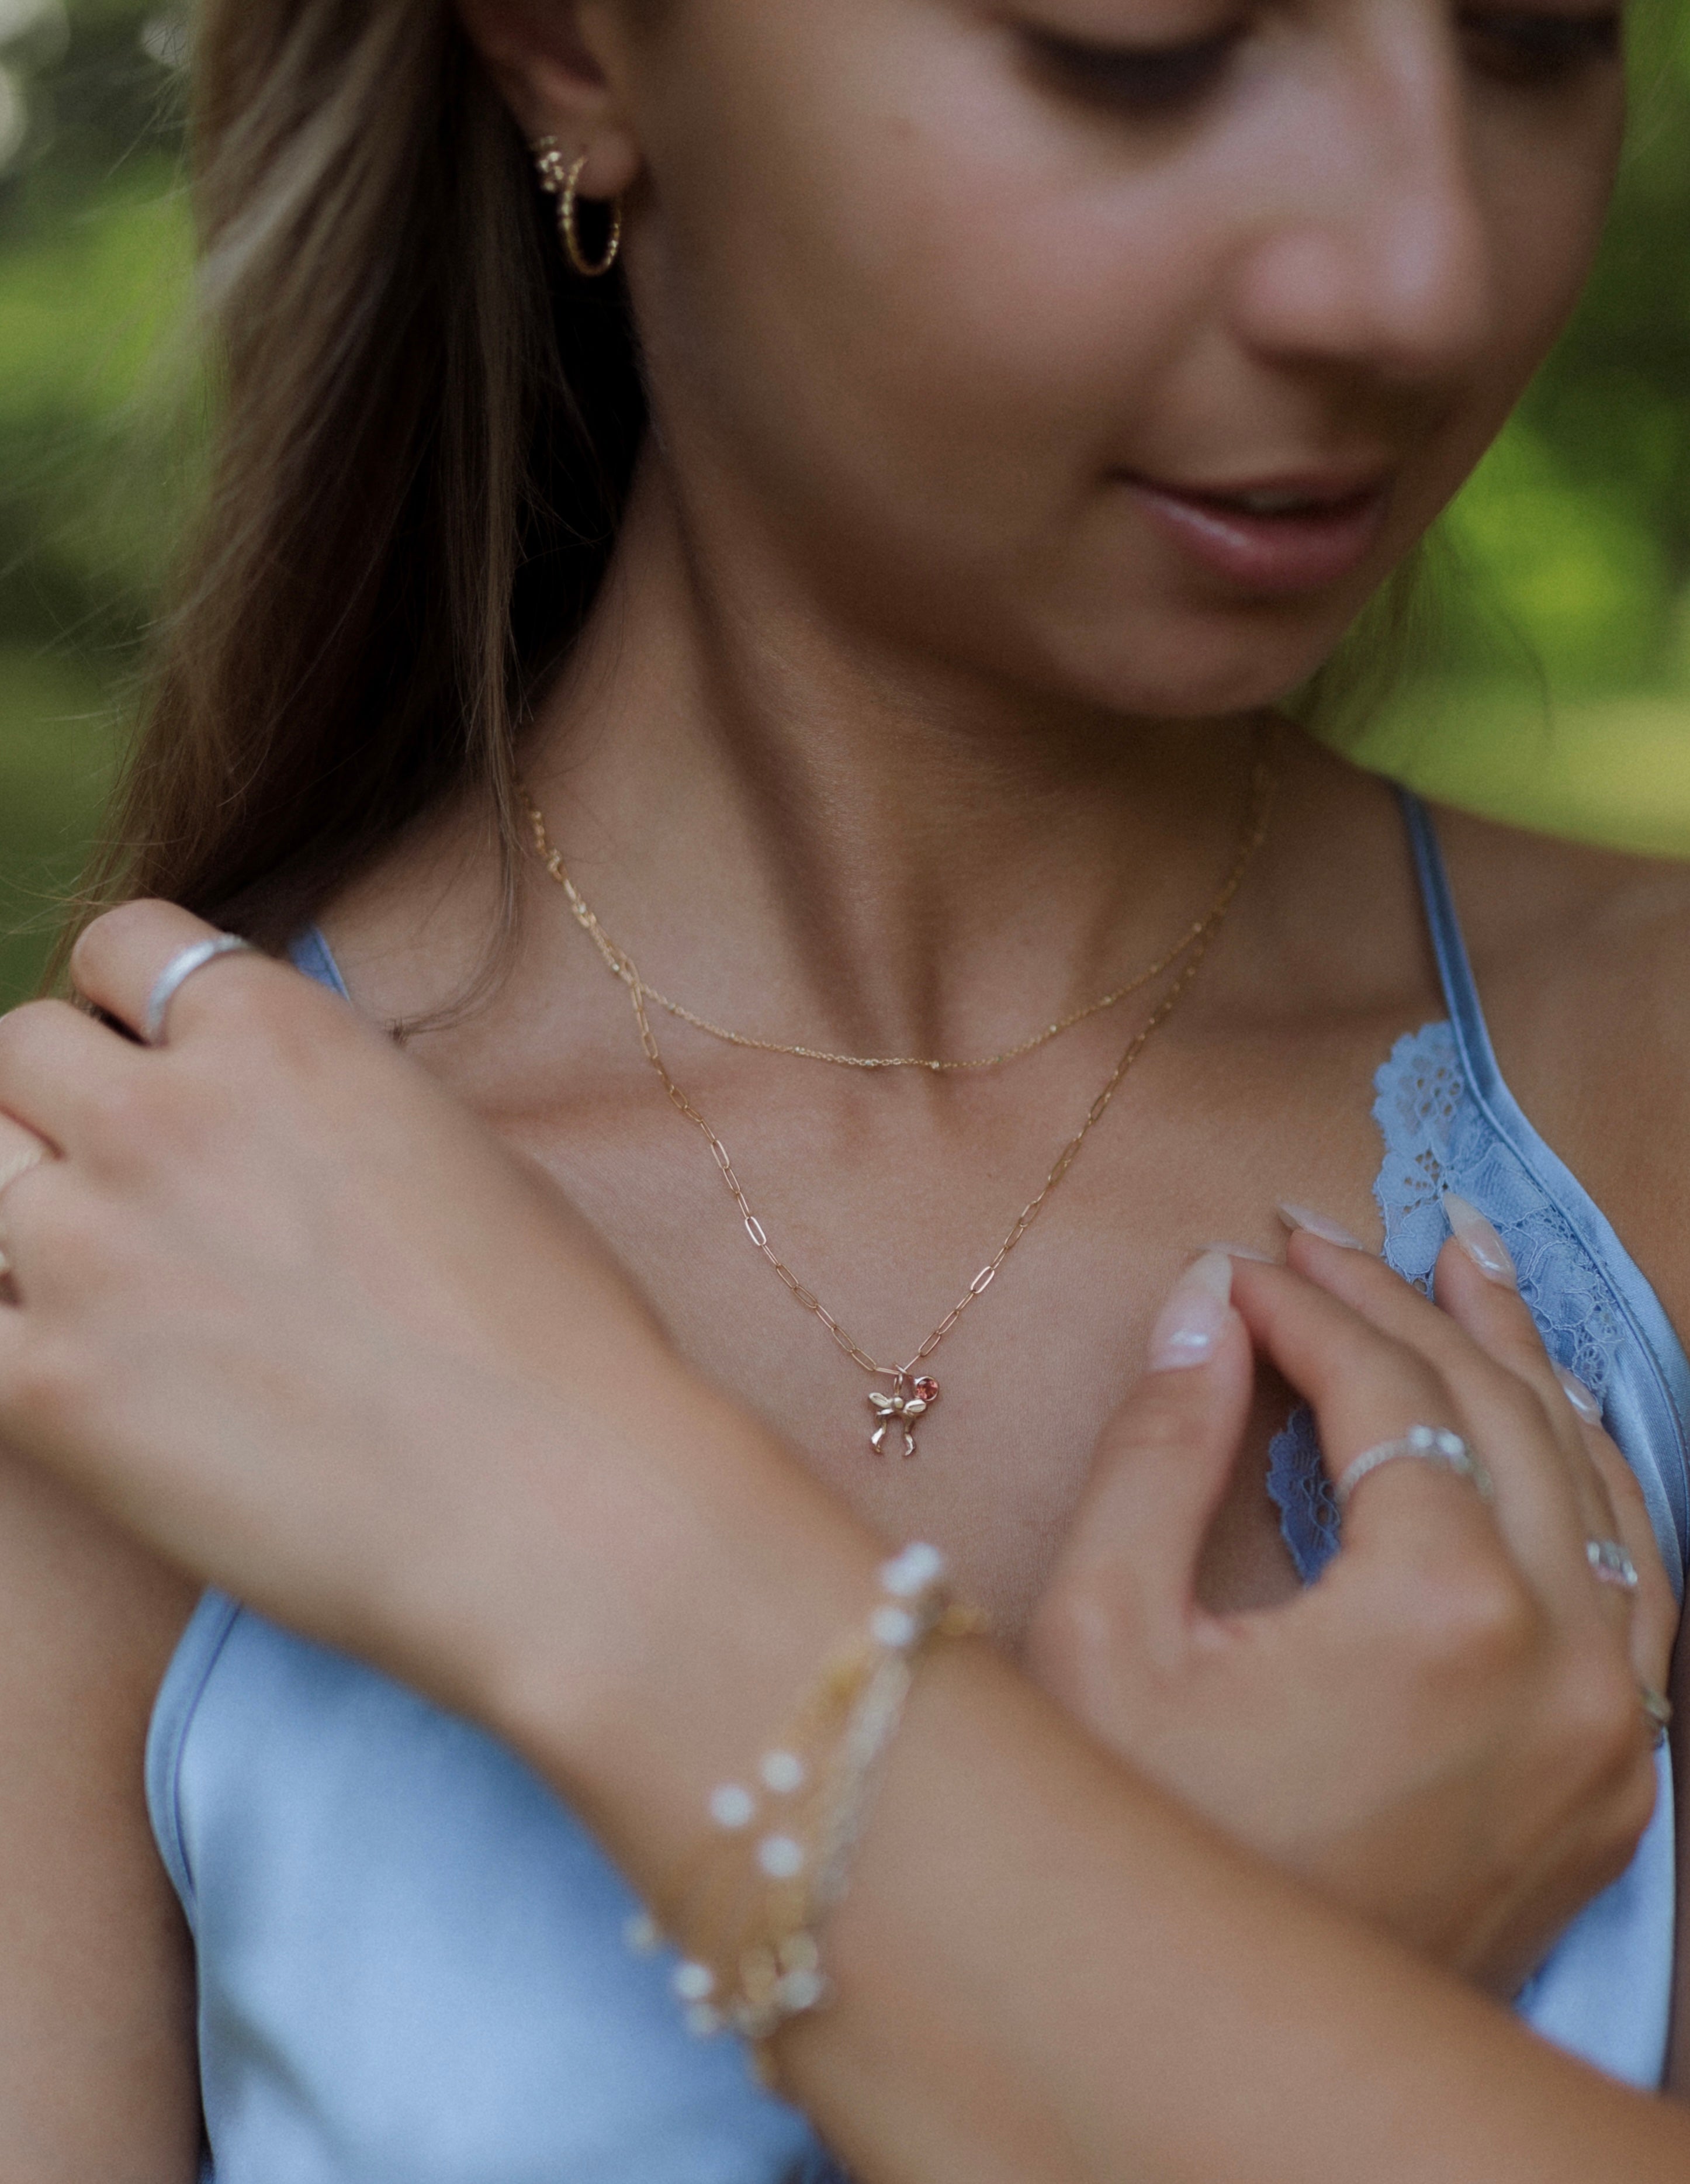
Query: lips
1121,470,1394,596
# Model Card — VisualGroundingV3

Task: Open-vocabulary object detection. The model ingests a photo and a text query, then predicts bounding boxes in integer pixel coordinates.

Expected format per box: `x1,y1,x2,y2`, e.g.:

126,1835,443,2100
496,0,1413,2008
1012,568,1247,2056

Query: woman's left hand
1027,1235,1678,2000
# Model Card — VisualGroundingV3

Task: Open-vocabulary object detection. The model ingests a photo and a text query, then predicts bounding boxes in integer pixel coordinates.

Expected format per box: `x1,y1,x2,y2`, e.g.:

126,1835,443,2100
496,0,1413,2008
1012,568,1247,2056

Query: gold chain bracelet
626,1543,985,2069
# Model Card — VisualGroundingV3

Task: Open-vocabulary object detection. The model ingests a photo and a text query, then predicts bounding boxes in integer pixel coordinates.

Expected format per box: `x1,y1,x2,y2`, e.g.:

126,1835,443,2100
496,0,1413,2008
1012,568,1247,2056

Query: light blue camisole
150,798,1690,2182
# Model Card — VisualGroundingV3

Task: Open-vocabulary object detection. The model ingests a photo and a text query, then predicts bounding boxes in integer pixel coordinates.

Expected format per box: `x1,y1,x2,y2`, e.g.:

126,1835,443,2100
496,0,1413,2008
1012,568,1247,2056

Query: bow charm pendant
868,1376,941,1459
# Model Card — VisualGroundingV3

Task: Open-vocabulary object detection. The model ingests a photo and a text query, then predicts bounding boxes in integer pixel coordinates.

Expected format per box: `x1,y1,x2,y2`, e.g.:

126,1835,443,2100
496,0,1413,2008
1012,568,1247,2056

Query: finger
0,1110,51,1279
1057,1255,1255,1649
1285,1223,1648,1654
1272,1231,1604,1624
1223,1261,1498,1572
0,1112,50,1190
1432,1240,1624,1616
1428,1232,1657,1647
70,900,275,1045
1436,1203,1589,1433
0,1145,70,1301
1575,1412,1679,1691
0,1001,141,1157
1433,1200,1620,1534
1284,1218,1585,1475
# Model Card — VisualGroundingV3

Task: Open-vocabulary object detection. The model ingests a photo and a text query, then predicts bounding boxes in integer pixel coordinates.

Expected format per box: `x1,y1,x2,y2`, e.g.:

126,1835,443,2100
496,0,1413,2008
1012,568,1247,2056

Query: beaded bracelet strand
626,1542,985,2067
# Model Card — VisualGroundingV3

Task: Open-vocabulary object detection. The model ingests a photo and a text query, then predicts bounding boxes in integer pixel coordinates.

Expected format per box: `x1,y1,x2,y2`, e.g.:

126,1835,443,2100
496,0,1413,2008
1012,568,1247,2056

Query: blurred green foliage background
1,0,188,1003
0,0,1687,1009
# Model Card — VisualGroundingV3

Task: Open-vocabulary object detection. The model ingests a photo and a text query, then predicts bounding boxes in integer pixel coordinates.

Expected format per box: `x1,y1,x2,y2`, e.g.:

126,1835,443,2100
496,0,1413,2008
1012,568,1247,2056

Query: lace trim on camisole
1268,1019,1628,1583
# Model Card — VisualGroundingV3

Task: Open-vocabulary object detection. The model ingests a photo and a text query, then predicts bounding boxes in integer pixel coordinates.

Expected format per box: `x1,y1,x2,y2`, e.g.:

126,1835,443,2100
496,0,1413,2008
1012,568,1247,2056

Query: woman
0,0,1687,2176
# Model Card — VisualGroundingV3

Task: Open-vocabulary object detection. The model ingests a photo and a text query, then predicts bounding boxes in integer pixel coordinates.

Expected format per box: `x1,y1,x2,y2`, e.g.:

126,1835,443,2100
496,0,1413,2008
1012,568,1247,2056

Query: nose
1230,31,1495,385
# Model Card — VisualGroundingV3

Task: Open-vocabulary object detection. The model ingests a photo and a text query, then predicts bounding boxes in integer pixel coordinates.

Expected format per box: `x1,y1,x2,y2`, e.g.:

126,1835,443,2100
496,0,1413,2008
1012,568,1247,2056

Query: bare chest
474,1010,1409,1639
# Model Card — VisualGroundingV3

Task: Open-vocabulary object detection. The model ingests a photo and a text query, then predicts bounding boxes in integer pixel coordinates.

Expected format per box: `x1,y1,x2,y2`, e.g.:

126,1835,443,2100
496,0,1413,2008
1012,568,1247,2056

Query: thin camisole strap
1399,790,1690,1584
288,925,351,1000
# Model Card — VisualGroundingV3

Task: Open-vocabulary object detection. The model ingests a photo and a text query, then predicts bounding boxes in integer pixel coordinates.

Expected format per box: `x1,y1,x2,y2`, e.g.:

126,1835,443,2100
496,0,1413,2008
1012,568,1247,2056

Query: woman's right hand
1027,1228,1677,2000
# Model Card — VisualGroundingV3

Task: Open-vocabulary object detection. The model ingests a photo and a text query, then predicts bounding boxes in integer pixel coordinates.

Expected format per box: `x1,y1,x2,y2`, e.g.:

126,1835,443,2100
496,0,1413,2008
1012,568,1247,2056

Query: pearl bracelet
627,1541,984,2058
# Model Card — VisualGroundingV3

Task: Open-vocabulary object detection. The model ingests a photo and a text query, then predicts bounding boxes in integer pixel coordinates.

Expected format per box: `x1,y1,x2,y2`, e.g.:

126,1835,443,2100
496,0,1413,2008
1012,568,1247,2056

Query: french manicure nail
1149,1252,1234,1372
0,1143,44,1193
1442,1192,1518,1289
1205,1241,1280,1264
1276,1201,1367,1251
1556,1367,1602,1424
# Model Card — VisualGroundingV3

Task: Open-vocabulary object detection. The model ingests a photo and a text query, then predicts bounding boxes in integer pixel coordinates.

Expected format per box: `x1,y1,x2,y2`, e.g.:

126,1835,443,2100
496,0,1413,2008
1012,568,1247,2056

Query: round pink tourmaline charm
912,1377,940,1404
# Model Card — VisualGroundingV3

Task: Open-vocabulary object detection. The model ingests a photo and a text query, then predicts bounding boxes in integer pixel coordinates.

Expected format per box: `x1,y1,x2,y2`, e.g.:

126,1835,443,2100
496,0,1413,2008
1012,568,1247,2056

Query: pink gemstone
913,1377,939,1404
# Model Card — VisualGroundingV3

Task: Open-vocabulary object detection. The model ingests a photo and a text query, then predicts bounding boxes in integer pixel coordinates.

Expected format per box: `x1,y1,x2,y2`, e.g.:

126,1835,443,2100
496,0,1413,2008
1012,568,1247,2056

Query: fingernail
1442,1192,1517,1289
1276,1202,1367,1251
1149,1252,1234,1371
1556,1367,1602,1424
1205,1241,1279,1264
0,1143,44,1193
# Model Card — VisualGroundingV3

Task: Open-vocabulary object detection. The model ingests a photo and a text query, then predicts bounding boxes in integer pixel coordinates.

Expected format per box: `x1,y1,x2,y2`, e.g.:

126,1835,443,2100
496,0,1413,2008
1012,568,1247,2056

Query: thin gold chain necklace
521,745,1274,1074
522,740,1276,1458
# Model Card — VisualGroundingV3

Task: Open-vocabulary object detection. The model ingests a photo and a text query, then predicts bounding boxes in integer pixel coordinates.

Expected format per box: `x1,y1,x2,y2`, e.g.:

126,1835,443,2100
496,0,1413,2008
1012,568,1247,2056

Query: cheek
633,9,1203,636
629,5,1625,715
1420,115,1622,483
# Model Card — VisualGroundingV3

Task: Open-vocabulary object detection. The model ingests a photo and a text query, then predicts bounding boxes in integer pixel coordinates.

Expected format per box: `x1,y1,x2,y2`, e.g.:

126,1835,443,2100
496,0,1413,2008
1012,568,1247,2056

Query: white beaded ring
1334,1424,1495,1510
1587,1538,1640,1591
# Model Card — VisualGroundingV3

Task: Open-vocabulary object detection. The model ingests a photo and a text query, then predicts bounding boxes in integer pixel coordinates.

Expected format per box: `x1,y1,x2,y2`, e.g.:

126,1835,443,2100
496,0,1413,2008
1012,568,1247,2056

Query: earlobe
452,0,645,199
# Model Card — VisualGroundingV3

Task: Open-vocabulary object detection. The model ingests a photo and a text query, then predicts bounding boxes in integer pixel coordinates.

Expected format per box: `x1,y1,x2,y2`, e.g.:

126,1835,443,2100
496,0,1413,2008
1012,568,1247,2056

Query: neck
522,458,1269,1061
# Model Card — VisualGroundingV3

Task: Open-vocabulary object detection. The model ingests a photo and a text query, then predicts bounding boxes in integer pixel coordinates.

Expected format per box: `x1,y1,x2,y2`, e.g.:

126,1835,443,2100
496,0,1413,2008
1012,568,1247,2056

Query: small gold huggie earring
531,134,624,279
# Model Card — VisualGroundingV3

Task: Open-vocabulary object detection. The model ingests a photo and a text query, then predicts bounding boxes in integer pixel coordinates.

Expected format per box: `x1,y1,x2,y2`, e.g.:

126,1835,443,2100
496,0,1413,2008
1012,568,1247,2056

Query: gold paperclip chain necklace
522,736,1276,1459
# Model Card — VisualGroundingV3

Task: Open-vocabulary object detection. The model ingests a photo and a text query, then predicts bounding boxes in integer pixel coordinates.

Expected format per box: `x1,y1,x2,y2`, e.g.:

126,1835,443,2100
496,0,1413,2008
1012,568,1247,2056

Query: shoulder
0,1434,199,1814
311,789,511,1030
1439,804,1690,992
1435,806,1690,1337
0,1439,202,2168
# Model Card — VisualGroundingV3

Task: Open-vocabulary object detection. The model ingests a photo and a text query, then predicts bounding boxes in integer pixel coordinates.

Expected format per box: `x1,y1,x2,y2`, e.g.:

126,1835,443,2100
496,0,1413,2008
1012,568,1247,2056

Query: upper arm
1528,878,1690,2095
1666,1620,1690,2093
1630,900,1690,2095
0,1441,202,2180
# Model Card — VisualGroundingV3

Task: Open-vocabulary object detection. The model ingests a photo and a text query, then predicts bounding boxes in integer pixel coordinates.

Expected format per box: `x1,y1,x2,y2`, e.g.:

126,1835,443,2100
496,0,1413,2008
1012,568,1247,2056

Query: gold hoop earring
531,136,623,279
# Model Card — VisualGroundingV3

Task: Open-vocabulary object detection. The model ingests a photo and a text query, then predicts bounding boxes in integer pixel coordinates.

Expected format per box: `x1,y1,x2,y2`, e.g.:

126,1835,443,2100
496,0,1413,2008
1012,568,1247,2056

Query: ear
453,0,644,198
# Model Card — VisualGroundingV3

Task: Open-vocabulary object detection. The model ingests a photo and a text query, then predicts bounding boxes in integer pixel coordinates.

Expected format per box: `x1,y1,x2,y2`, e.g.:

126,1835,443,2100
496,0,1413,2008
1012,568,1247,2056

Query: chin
997,527,1400,721
1039,605,1360,723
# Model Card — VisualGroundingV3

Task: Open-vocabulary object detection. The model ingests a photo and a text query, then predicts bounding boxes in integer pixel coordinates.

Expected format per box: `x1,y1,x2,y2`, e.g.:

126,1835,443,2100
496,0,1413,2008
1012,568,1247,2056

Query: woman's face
612,0,1626,717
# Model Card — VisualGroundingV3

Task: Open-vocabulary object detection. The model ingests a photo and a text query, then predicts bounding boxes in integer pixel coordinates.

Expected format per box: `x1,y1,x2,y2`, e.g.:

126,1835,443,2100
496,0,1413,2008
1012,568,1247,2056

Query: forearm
9,908,1682,2180
792,1650,1675,2184
1665,1601,1690,2092
460,1370,1690,2184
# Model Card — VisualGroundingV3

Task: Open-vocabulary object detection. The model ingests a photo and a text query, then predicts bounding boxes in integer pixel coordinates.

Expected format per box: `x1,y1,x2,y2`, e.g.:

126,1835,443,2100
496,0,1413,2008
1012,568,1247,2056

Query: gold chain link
524,755,1273,1074
523,734,1276,1389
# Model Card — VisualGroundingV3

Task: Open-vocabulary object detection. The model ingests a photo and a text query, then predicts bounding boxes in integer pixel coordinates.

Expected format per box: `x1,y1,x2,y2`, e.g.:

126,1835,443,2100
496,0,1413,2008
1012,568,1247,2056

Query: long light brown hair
65,0,643,964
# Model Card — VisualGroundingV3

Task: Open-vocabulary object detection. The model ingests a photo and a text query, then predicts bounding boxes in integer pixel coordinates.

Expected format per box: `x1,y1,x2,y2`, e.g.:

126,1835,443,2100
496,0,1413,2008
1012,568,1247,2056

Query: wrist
451,1359,885,1891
